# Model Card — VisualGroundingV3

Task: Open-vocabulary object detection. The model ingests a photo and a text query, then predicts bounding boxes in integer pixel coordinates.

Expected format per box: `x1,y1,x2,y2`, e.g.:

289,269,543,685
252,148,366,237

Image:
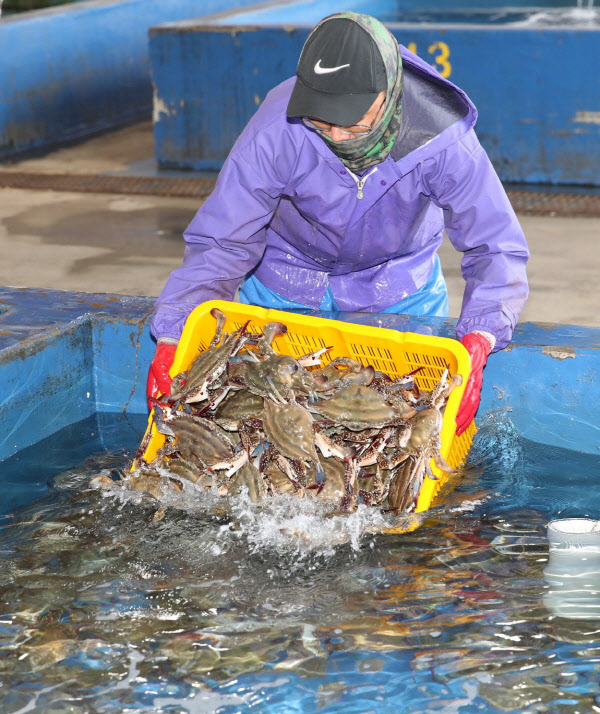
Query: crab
338,458,361,512
312,456,346,503
309,385,416,431
213,389,264,431
384,406,456,513
357,465,386,507
311,357,375,393
239,354,301,403
227,461,267,502
153,405,246,473
259,447,298,495
375,423,412,470
168,308,250,404
124,467,184,499
262,399,320,464
165,457,211,488
386,457,416,513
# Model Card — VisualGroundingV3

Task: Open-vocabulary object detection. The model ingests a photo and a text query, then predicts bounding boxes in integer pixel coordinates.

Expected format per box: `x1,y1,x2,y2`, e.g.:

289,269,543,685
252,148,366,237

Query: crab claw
152,403,176,437
297,346,333,367
263,321,288,342
207,451,249,478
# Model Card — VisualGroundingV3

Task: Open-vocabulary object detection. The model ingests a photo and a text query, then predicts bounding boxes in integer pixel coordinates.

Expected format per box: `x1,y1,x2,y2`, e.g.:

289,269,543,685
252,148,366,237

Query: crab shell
262,399,320,463
311,386,409,431
165,414,236,467
386,458,415,511
406,408,443,453
243,354,299,403
214,390,264,431
126,468,184,499
313,456,346,502
227,461,266,502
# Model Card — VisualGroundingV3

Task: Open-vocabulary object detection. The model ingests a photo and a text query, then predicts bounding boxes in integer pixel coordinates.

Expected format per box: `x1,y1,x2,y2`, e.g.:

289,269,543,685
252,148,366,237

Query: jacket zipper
346,166,378,199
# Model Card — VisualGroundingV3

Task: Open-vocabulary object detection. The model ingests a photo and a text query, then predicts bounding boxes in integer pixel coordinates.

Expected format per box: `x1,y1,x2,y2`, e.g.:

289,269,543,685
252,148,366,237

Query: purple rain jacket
151,46,529,351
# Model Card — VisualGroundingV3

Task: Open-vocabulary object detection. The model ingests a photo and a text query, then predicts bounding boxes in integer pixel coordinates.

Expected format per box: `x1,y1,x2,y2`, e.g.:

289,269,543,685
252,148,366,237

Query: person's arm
421,129,529,432
150,146,288,342
422,128,530,351
146,113,296,402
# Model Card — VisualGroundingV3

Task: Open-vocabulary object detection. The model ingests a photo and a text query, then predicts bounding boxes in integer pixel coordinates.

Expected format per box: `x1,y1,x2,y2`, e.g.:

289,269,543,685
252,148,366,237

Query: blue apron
238,255,449,317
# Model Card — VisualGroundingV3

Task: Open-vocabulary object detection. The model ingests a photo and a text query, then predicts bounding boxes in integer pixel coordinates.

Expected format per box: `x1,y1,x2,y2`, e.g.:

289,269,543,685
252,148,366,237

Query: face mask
317,13,404,173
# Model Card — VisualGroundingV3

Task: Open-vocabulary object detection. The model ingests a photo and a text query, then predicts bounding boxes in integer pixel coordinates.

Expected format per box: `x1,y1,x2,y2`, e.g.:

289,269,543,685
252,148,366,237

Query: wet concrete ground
0,121,597,328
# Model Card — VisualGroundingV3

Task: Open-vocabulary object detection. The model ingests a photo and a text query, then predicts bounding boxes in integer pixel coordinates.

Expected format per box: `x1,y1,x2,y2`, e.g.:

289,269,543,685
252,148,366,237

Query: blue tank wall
0,288,599,465
0,288,154,460
150,7,600,185
0,0,260,159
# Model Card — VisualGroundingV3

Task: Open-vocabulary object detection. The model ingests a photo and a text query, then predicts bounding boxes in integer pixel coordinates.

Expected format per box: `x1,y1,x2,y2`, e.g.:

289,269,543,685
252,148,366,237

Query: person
147,12,529,435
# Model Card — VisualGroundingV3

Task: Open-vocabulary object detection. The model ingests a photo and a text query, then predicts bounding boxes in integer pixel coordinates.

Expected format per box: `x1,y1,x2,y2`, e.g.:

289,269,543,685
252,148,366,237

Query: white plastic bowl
544,518,600,619
547,518,600,550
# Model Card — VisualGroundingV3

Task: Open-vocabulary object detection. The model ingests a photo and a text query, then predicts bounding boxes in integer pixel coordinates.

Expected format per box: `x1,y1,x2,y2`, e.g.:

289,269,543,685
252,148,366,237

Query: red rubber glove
455,332,493,436
146,341,178,408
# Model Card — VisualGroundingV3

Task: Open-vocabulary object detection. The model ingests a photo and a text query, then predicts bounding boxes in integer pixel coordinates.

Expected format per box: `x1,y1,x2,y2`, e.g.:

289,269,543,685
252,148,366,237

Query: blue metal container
150,1,600,185
0,0,262,159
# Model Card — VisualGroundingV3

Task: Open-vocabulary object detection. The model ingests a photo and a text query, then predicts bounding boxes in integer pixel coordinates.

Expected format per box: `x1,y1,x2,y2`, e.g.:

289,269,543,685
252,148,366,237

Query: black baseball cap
287,17,387,126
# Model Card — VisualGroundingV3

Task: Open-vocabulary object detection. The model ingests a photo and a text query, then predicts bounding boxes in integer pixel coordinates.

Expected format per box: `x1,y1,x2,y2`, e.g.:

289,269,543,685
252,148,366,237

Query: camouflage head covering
315,13,403,173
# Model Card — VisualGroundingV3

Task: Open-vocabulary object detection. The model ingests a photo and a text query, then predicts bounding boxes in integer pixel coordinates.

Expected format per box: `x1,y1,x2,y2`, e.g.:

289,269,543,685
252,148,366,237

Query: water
377,5,599,27
1,411,600,713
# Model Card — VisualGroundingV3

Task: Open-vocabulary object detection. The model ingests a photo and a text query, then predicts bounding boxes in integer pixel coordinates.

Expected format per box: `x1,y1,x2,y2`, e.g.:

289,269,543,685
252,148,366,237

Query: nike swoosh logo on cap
314,59,350,75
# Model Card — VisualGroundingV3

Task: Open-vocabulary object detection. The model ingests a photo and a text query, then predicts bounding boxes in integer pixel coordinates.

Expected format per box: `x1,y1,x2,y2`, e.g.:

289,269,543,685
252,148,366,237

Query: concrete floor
0,121,598,328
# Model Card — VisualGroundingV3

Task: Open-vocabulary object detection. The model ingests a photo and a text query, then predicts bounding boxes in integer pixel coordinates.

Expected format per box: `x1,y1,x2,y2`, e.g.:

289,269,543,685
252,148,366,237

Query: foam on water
377,5,600,26
513,6,600,26
101,463,404,561
228,492,391,556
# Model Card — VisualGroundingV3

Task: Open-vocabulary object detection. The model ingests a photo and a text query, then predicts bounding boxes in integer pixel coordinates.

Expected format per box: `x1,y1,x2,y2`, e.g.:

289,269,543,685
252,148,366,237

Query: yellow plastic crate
139,300,476,529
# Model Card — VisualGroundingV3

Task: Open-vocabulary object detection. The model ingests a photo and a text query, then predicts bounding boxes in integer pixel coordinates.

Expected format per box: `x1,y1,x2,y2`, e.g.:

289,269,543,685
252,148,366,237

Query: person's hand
455,332,494,436
146,341,178,408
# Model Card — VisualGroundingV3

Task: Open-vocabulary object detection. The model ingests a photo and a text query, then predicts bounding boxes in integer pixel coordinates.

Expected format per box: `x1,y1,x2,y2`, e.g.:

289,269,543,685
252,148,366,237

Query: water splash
229,490,391,556
97,467,396,560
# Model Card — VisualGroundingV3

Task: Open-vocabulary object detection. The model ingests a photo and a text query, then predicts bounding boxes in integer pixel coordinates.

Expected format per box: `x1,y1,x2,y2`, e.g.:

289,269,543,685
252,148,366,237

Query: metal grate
506,189,600,217
0,170,599,216
0,171,216,199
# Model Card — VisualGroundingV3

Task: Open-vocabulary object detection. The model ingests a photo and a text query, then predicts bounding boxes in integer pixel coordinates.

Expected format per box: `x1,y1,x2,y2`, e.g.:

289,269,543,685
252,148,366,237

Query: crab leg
276,455,306,496
339,459,359,512
432,451,455,473
356,429,393,467
208,307,227,348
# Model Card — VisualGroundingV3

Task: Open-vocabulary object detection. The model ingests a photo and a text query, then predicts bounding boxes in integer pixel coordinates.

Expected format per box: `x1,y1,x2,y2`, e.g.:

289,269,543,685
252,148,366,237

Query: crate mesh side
285,331,330,363
448,421,476,469
346,342,397,373
405,351,451,392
